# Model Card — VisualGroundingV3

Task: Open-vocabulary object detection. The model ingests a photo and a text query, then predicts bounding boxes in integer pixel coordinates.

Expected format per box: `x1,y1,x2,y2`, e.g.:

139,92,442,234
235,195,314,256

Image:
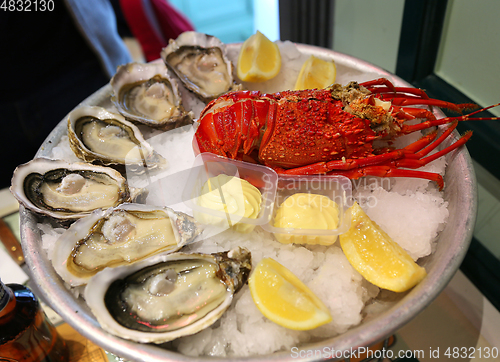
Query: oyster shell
67,106,166,171
85,247,251,344
10,158,133,221
51,203,203,287
161,31,242,102
110,63,193,130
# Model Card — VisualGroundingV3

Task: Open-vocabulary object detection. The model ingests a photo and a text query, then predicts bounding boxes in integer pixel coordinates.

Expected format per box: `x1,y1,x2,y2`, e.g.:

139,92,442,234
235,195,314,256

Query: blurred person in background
1,0,194,190
0,0,132,189
119,0,195,62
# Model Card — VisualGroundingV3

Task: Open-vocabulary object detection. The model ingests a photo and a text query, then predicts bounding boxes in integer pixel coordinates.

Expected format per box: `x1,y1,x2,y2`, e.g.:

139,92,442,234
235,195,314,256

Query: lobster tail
194,91,272,160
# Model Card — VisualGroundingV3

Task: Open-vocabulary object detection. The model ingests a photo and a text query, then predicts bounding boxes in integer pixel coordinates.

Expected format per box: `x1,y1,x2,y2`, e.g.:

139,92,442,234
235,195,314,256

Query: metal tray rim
19,43,477,361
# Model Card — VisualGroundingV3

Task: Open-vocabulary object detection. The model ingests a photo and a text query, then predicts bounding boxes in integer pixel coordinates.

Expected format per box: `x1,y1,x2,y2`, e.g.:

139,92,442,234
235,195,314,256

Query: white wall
435,0,500,116
253,0,280,41
332,0,405,73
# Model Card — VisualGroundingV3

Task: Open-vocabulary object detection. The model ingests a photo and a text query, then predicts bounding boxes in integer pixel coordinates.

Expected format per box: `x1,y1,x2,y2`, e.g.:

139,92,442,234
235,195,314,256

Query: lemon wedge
249,258,332,330
294,55,336,90
339,203,427,292
237,31,281,82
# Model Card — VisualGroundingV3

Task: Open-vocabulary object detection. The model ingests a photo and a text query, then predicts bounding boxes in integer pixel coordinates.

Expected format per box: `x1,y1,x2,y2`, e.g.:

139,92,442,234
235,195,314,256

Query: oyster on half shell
111,63,192,130
67,106,166,171
161,31,242,103
10,158,134,221
51,203,203,287
85,247,251,344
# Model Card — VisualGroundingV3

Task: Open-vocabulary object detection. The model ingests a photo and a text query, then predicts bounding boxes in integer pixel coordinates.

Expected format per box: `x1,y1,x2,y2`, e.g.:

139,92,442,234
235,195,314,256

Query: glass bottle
0,279,68,362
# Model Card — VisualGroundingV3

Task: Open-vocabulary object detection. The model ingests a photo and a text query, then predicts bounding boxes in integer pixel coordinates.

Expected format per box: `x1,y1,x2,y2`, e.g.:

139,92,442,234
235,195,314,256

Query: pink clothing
120,0,195,62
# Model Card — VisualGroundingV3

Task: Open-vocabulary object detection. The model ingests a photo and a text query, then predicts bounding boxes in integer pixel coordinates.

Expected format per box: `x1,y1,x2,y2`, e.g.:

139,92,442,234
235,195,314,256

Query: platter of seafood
13,31,480,361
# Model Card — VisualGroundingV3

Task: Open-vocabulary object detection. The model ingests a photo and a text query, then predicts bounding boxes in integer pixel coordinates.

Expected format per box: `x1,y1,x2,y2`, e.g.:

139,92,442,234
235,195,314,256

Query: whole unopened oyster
10,158,133,221
85,247,251,343
161,31,242,102
51,203,203,287
67,106,166,171
110,63,192,130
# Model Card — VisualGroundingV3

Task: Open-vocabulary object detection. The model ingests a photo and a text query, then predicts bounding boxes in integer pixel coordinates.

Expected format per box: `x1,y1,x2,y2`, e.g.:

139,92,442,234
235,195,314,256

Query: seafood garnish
161,31,242,102
84,247,251,343
194,79,500,189
10,158,133,221
67,106,166,171
111,63,193,130
51,203,203,287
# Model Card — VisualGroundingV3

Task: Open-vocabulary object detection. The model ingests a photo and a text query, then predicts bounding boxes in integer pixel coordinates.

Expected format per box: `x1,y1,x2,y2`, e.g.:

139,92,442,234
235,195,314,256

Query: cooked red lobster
194,78,498,189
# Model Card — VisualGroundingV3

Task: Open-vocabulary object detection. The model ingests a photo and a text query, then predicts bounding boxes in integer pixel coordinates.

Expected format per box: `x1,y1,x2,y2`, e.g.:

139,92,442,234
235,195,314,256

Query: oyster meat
10,158,133,221
84,247,251,343
111,63,192,130
51,203,203,287
161,31,242,102
67,106,166,171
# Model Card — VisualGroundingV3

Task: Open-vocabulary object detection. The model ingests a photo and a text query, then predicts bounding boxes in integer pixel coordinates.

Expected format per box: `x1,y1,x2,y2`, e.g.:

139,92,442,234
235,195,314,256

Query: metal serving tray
19,44,476,361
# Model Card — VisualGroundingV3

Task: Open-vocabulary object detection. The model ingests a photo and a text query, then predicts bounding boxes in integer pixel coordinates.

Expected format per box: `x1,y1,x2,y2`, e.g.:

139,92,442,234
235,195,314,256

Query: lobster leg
360,78,477,113
332,166,445,190
276,149,410,175
278,129,442,175
412,122,458,158
389,96,477,113
392,131,472,169
361,78,436,102
400,103,500,134
278,122,468,190
323,126,461,189
391,106,437,122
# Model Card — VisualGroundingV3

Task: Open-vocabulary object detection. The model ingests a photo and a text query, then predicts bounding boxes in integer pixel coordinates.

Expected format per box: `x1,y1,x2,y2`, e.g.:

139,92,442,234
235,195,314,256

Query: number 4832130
1,0,55,11
445,346,499,359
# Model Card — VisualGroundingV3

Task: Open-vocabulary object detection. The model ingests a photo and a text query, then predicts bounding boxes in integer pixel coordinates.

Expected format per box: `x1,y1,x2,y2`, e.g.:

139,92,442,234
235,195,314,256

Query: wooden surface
56,323,108,362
